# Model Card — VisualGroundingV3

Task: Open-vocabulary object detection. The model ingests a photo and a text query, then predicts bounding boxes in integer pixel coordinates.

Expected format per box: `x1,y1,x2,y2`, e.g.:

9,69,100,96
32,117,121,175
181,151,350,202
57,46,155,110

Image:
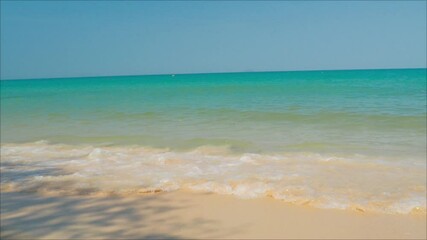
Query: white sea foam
1,141,425,214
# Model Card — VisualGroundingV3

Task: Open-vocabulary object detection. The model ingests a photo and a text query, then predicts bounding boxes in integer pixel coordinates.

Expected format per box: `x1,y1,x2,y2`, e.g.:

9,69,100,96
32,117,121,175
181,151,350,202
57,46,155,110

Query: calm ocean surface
1,69,426,214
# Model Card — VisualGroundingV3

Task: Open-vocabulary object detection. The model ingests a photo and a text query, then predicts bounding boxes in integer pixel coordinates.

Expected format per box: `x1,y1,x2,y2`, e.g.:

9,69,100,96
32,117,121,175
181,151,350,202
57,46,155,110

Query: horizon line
1,67,426,81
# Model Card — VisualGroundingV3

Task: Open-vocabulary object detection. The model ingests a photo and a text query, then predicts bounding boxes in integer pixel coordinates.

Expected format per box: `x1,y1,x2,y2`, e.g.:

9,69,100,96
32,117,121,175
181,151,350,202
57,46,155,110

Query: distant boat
171,74,175,77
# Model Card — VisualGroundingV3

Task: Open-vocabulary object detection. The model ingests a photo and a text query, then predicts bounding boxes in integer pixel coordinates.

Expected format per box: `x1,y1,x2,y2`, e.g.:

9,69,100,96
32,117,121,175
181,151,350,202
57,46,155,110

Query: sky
1,1,426,80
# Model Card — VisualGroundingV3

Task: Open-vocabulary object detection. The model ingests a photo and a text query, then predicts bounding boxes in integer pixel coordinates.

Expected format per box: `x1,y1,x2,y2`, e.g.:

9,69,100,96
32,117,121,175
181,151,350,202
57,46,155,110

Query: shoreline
1,190,426,239
2,141,426,216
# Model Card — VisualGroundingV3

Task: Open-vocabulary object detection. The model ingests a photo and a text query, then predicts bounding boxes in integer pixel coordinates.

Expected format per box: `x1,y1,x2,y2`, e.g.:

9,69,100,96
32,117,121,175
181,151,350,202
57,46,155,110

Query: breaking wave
1,141,425,215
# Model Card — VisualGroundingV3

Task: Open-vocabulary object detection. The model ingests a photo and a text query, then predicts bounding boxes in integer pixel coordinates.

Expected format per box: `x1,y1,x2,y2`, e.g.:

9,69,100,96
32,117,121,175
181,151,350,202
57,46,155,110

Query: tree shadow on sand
0,191,243,239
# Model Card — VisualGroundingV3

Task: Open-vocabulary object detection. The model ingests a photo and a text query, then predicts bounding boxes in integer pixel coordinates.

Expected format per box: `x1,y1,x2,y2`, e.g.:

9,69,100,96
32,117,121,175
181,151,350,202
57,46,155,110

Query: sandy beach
1,190,425,239
1,1,426,240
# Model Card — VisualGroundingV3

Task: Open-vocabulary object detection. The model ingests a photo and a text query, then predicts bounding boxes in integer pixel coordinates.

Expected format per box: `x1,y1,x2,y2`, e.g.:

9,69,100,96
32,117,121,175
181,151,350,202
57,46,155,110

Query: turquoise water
1,69,426,214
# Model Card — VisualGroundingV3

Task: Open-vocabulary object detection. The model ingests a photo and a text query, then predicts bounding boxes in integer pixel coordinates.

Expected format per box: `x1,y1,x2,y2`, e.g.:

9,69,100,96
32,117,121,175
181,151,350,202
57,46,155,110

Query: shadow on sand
0,191,239,239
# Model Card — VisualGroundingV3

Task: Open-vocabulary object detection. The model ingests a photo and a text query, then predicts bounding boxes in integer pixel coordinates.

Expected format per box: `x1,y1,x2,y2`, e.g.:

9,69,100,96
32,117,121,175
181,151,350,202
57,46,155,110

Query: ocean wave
189,108,427,127
1,141,425,215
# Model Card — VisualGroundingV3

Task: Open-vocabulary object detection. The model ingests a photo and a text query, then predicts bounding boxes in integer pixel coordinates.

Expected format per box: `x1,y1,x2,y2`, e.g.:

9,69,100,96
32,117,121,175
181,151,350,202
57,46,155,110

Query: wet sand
1,190,426,239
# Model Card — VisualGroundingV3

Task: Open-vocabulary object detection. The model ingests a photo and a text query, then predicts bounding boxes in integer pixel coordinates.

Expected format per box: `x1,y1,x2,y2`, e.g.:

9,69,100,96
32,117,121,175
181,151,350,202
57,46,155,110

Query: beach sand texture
1,190,426,239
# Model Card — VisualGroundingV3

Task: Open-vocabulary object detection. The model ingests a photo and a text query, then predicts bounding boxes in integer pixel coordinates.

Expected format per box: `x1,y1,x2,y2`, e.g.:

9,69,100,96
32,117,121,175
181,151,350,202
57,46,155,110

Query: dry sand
1,190,426,239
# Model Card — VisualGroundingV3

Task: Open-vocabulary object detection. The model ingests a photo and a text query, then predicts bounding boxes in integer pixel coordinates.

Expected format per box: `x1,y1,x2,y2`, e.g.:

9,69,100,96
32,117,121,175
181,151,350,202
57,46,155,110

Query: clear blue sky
1,1,426,80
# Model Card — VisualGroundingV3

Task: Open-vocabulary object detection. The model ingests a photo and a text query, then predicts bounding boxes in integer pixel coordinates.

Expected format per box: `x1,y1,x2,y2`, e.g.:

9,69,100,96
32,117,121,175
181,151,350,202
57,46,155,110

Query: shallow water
1,69,426,214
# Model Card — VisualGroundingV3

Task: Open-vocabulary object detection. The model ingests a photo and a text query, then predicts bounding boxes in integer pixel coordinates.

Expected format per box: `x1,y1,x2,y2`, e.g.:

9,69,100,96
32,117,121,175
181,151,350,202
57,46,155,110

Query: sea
1,68,426,214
